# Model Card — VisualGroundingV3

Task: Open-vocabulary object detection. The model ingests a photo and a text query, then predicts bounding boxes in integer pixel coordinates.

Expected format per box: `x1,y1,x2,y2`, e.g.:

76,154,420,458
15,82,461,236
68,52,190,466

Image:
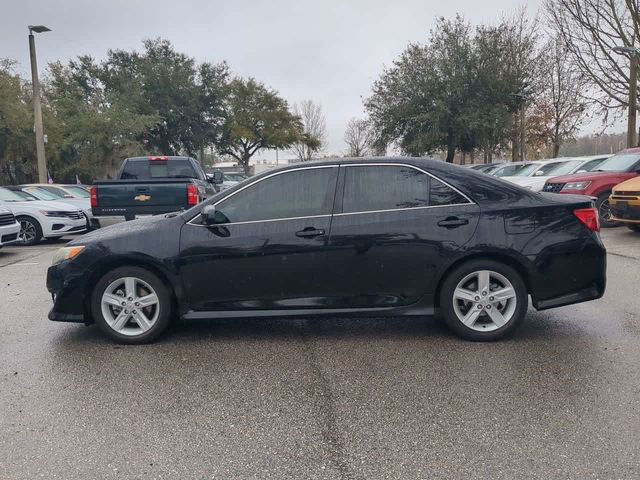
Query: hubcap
452,270,517,332
19,220,36,244
100,277,160,336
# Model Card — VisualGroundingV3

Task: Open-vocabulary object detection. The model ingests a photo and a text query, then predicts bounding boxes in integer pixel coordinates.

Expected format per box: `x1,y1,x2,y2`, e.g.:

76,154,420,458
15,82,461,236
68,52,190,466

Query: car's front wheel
596,193,616,228
91,266,172,344
16,216,43,246
439,260,528,341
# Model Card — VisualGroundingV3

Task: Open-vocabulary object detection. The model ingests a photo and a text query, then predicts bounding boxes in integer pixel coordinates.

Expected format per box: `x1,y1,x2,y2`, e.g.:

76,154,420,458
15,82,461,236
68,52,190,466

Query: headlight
51,246,85,266
562,181,592,191
40,210,67,217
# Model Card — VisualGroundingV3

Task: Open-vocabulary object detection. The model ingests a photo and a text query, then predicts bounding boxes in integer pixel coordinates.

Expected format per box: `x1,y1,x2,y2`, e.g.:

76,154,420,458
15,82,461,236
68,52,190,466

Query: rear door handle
437,217,469,229
296,227,325,238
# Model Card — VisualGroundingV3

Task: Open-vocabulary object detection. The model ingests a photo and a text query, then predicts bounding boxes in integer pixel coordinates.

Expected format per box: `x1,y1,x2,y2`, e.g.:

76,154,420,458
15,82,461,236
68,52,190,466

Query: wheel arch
82,255,179,323
433,252,533,308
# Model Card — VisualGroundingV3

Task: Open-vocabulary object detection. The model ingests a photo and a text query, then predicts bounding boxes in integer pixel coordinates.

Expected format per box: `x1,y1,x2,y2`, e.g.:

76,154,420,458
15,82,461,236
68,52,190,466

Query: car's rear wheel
439,260,528,341
596,193,616,228
627,224,640,233
16,216,43,246
91,266,171,344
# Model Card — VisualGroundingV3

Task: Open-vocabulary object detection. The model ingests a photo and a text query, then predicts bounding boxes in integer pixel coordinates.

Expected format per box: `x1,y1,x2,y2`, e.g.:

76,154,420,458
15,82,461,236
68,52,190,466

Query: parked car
7,186,96,230
489,161,538,177
0,187,86,245
91,156,222,221
47,158,606,344
504,155,611,191
466,162,506,174
218,171,249,191
609,176,640,232
0,206,20,248
22,183,91,200
542,148,640,226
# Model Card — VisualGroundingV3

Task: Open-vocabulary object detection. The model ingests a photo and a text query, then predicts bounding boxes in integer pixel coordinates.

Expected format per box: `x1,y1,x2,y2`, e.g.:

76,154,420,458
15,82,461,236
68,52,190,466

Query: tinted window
214,167,337,223
343,166,429,213
342,165,468,213
430,178,468,206
121,159,198,179
580,158,606,172
596,152,640,172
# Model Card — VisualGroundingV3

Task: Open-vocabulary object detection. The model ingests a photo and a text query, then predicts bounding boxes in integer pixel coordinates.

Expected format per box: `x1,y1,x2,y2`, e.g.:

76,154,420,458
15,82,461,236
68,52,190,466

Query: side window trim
334,163,474,217
187,165,339,226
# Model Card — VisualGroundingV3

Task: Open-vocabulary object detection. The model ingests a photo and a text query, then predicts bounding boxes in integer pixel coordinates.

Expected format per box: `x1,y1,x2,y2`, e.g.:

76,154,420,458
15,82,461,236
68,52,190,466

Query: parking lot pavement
0,230,639,479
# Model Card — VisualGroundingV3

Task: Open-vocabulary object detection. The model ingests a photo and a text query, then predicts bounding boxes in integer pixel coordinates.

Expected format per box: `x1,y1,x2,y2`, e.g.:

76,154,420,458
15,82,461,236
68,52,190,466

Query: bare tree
546,0,639,115
344,118,375,157
538,37,590,157
290,100,327,161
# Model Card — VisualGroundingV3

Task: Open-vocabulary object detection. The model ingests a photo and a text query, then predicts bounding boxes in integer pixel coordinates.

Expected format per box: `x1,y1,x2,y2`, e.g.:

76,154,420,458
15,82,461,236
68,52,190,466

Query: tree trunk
445,145,455,163
552,141,561,158
241,153,252,175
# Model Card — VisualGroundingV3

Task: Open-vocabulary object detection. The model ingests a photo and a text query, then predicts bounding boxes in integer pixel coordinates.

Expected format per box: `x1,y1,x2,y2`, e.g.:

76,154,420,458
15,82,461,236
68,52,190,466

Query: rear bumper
533,282,605,310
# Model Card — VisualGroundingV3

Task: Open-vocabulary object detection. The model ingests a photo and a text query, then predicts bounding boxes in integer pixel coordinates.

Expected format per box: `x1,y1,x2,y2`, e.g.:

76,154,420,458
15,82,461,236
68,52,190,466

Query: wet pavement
0,229,639,479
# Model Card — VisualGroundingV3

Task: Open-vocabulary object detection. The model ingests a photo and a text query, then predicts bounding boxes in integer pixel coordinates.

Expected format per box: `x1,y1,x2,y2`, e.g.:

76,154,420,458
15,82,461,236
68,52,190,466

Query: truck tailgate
93,180,191,216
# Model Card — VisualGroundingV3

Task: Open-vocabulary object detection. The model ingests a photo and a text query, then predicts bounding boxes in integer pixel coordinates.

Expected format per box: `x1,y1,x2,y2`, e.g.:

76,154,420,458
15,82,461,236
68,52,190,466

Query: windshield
0,188,30,202
536,161,582,176
64,186,90,198
23,187,61,201
512,164,541,177
493,164,527,177
594,152,640,172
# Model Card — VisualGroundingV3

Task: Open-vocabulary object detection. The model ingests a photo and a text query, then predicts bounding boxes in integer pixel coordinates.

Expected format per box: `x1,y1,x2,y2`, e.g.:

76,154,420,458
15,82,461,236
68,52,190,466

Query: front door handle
296,227,325,238
437,217,469,229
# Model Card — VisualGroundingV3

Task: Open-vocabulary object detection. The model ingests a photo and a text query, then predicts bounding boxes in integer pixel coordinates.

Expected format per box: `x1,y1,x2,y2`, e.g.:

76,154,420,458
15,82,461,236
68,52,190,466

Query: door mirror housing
210,171,224,184
201,205,218,225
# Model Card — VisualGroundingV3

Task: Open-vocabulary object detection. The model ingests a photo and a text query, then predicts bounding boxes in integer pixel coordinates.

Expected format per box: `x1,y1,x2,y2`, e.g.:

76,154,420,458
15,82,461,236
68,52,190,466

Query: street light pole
613,45,639,148
27,25,50,183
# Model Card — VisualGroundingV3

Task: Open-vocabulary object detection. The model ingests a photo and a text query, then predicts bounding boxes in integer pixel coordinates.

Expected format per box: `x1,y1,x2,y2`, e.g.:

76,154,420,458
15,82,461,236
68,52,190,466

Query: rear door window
342,165,469,213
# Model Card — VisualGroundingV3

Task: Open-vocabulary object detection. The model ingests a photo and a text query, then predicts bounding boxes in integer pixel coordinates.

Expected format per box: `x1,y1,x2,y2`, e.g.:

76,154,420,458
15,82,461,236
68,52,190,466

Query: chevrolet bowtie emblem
134,194,151,202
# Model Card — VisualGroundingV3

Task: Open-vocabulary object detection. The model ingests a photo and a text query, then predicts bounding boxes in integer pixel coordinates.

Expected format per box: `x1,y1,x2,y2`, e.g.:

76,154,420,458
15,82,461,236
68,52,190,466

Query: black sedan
47,158,606,343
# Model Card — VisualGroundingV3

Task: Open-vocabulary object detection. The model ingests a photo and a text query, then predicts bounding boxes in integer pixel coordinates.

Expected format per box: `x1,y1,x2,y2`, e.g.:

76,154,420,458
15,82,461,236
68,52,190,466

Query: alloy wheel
100,276,160,336
19,220,37,244
452,270,518,332
598,199,612,222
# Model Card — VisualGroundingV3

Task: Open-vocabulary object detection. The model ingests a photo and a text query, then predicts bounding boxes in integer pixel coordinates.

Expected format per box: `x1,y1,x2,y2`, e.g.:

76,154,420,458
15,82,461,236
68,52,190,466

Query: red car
542,148,640,226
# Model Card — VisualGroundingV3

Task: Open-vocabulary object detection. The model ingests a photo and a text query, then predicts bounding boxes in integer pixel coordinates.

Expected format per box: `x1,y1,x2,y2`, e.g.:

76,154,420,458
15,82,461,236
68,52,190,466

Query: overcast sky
1,0,583,159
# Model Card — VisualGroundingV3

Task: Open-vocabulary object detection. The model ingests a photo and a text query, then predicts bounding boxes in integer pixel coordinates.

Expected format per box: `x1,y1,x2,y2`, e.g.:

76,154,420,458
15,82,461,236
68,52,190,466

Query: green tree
217,78,303,173
0,59,36,183
100,38,229,156
365,16,475,162
46,58,158,180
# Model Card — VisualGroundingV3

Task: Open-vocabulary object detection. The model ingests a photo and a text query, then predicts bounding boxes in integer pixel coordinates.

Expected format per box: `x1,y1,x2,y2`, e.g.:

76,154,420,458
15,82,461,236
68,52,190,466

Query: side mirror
201,205,217,225
211,171,224,184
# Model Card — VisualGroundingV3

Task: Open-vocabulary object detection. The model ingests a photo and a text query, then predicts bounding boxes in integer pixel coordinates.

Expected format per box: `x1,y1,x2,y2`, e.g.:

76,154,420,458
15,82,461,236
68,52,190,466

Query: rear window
120,159,198,179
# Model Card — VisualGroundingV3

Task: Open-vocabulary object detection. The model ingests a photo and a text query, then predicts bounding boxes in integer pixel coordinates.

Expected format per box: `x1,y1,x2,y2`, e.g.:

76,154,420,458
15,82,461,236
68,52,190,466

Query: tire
439,259,528,341
627,224,640,233
16,216,43,246
91,266,172,344
596,192,616,228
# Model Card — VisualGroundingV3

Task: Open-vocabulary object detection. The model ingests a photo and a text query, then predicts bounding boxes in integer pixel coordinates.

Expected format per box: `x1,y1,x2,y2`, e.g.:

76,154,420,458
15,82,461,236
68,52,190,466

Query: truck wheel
91,266,172,344
596,193,616,228
16,216,43,246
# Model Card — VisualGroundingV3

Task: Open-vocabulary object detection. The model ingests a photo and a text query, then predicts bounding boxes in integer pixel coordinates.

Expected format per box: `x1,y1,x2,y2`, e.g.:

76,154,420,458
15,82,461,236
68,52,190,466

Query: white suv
0,207,20,248
0,187,86,245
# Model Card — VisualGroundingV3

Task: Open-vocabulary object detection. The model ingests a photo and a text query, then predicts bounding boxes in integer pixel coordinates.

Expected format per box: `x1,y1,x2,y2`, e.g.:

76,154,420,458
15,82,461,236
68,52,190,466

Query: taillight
147,156,168,161
187,184,198,205
574,207,599,232
90,186,98,208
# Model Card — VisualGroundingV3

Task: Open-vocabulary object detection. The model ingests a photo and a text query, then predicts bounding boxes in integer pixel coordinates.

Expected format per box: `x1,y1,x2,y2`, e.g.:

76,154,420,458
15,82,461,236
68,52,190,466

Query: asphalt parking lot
1,229,639,479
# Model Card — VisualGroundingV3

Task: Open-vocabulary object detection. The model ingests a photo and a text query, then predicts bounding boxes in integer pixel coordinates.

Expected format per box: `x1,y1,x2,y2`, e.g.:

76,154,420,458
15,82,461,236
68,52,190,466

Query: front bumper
47,259,90,323
42,217,87,238
0,221,21,246
609,197,640,224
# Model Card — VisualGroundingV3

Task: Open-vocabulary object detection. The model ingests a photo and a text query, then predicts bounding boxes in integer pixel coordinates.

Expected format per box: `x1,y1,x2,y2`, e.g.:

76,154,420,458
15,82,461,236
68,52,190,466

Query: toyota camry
47,158,606,343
